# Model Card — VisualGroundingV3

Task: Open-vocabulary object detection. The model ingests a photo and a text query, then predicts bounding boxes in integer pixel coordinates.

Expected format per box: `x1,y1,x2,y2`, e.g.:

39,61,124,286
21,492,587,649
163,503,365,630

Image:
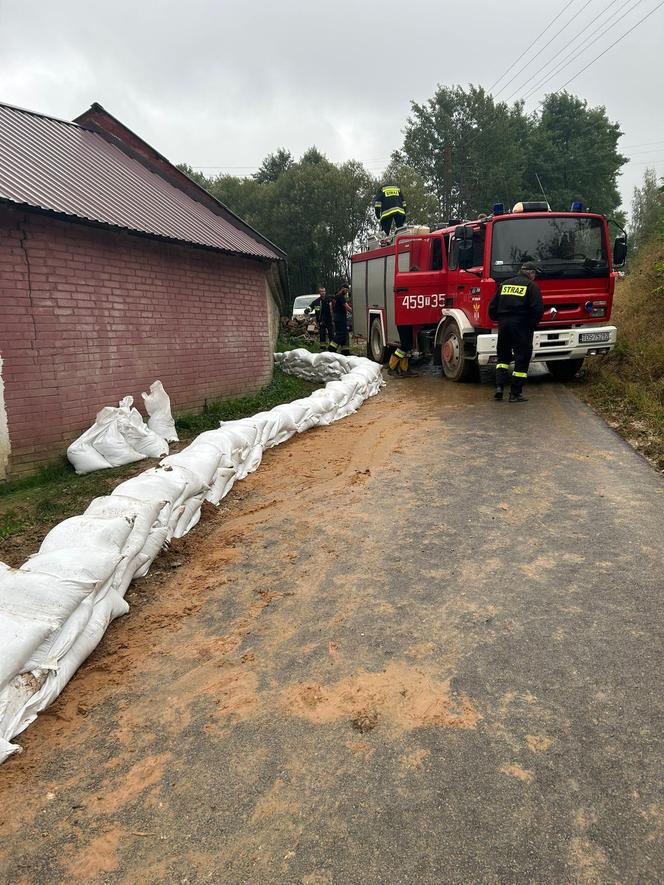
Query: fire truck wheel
368,317,388,363
546,358,584,382
441,321,474,382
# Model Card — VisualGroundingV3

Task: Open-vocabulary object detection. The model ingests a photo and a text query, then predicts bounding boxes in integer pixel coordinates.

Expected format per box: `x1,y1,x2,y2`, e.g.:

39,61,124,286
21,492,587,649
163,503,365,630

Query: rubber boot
387,353,401,377
509,392,528,403
398,356,418,378
494,385,504,401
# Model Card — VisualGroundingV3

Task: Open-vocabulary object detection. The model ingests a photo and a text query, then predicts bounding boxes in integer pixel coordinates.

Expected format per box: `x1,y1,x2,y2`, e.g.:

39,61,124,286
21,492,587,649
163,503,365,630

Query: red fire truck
350,201,627,381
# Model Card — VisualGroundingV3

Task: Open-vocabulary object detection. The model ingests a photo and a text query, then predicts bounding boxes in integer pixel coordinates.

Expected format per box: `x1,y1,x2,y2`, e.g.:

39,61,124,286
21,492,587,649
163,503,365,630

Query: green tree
184,150,375,301
252,148,294,184
267,153,375,293
400,84,531,221
177,162,213,188
630,167,664,252
525,93,626,219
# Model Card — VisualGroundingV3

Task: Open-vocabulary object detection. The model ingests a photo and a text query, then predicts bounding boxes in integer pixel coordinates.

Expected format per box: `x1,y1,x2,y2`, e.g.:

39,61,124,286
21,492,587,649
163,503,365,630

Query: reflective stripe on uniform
496,363,510,369
512,371,528,378
500,284,527,297
380,207,406,219
382,187,400,197
395,348,406,358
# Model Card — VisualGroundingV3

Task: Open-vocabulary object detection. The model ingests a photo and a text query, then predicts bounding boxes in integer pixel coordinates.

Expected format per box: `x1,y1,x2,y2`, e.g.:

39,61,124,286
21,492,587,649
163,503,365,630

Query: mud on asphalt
0,373,662,884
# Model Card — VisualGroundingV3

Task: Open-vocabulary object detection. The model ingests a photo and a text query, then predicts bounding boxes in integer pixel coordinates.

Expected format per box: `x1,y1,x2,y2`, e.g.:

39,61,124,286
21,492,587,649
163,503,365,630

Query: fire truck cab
350,202,626,381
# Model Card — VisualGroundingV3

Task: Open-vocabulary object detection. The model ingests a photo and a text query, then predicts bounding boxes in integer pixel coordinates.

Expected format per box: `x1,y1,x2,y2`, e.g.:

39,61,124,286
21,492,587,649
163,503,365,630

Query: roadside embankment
572,239,664,473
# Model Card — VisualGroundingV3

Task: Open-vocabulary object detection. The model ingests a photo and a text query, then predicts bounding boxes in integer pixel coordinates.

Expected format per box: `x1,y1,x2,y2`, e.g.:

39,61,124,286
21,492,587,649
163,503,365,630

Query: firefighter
328,285,351,355
488,261,544,402
387,326,418,378
374,184,407,236
313,286,333,350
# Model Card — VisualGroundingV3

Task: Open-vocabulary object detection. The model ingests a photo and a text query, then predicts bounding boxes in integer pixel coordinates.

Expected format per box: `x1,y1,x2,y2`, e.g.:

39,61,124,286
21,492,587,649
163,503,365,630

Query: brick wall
0,206,276,477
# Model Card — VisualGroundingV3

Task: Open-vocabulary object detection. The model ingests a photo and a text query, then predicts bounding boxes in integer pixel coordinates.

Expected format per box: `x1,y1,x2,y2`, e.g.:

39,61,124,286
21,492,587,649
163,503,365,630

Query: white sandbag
113,469,188,512
161,442,222,487
172,493,206,539
129,524,170,580
40,515,134,557
119,405,169,459
21,548,120,607
116,465,204,541
0,351,385,763
84,496,169,594
0,671,48,763
67,394,169,475
236,445,263,479
0,567,98,690
142,381,178,442
66,406,116,474
89,412,146,469
0,590,128,761
23,598,94,672
206,467,237,506
21,547,120,586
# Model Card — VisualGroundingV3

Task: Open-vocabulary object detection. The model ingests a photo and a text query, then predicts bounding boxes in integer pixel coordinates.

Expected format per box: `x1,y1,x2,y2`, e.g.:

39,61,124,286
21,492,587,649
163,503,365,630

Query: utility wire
553,0,664,93
509,0,627,102
520,0,645,101
494,0,595,98
487,0,577,93
621,138,664,147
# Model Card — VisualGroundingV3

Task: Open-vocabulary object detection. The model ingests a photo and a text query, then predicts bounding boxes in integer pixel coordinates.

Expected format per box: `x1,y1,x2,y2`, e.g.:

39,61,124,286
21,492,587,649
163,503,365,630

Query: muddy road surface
1,373,662,884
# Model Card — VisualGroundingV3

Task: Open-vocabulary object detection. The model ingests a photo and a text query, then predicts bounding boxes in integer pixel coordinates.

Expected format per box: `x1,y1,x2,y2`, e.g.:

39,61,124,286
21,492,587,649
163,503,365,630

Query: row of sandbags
0,351,384,762
67,382,178,475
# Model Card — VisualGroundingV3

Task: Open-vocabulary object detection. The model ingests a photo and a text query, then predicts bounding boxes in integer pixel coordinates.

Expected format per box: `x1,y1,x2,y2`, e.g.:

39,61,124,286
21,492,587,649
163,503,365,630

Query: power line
494,0,595,98
621,138,664,148
520,0,646,102
487,0,577,94
552,0,664,93
516,0,637,102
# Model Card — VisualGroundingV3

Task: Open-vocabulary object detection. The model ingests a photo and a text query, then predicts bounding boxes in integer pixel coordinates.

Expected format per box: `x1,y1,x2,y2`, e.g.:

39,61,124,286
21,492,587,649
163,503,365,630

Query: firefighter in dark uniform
374,184,407,236
328,285,351,355
488,261,544,402
313,286,333,350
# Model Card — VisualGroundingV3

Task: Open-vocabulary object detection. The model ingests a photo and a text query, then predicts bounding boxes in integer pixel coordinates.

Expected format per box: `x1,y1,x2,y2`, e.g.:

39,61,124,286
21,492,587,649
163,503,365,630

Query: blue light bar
570,200,584,212
492,202,504,215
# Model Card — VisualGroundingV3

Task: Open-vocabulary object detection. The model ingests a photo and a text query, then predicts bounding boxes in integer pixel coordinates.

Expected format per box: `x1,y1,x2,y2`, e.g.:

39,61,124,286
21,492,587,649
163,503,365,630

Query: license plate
579,331,610,343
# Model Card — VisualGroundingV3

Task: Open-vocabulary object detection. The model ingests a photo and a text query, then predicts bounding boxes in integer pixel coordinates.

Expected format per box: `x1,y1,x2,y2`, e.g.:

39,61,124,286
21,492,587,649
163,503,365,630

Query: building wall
0,206,276,477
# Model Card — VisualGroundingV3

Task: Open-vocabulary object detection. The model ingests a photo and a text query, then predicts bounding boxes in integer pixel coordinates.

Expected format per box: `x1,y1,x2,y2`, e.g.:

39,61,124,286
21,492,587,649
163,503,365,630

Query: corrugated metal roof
0,103,282,261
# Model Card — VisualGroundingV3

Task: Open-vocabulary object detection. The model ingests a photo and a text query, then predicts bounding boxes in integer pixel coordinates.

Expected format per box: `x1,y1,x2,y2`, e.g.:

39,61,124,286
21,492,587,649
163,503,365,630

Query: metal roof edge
0,198,278,264
0,99,83,129
177,164,288,261
75,102,287,261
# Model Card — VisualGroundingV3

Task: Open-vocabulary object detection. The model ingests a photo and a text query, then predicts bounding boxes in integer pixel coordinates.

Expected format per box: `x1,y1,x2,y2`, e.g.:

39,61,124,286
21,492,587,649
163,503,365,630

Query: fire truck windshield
491,216,609,280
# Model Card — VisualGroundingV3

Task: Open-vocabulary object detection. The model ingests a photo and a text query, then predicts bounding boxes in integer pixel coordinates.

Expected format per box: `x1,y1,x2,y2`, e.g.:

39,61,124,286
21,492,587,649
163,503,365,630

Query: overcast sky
1,0,663,217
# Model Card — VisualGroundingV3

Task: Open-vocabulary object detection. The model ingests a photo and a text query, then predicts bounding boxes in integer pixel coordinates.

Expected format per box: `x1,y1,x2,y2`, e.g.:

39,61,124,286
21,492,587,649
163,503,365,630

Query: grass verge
0,366,318,565
570,239,664,474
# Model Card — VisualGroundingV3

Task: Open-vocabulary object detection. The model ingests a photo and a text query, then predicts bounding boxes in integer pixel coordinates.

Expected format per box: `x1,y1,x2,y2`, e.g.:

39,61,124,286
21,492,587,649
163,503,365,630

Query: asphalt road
0,372,662,884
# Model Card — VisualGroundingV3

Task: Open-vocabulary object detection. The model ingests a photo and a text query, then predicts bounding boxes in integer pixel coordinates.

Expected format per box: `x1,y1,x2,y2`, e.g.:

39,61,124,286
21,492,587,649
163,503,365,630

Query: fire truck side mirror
613,236,627,267
455,225,474,270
